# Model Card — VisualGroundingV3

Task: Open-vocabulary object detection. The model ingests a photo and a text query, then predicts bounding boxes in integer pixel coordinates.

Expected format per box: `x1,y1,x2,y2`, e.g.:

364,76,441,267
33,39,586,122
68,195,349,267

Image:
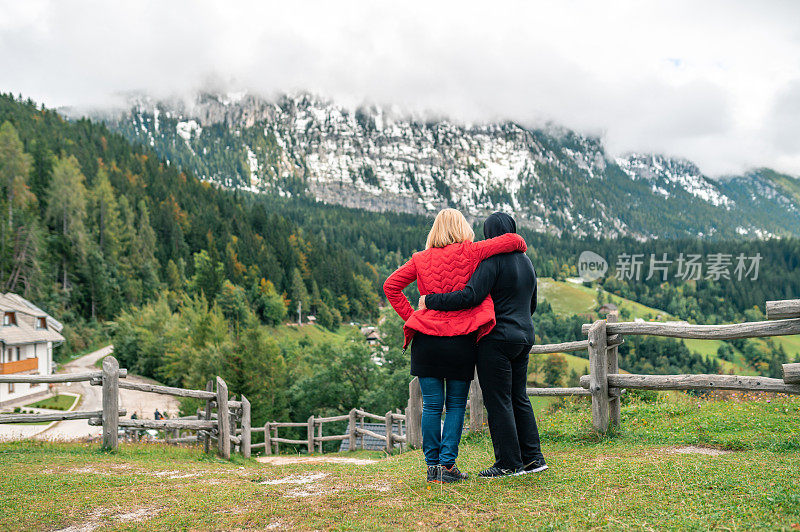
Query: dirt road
32,346,180,441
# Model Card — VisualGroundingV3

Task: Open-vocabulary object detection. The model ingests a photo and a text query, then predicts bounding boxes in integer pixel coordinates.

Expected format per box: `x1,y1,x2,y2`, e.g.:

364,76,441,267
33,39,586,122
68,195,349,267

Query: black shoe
427,465,442,483
478,465,520,479
440,464,468,483
522,457,549,474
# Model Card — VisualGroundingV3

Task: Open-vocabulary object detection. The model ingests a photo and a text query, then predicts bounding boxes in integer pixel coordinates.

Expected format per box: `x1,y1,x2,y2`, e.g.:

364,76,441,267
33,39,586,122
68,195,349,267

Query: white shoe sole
519,464,549,475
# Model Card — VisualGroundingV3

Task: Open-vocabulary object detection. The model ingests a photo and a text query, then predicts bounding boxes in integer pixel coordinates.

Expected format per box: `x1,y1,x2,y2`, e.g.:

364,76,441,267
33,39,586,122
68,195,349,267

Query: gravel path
22,346,181,442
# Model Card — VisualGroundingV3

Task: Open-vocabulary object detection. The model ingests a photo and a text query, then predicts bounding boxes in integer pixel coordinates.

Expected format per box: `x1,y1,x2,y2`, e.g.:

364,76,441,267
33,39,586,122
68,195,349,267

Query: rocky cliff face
96,92,800,240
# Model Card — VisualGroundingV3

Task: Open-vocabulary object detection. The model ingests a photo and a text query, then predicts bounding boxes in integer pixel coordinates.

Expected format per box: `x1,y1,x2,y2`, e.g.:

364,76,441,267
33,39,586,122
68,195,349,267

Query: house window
37,317,47,329
3,312,17,326
7,382,13,394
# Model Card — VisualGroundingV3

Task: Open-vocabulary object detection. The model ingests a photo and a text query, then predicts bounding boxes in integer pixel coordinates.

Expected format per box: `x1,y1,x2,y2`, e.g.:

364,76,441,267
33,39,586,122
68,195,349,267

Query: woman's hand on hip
418,295,427,310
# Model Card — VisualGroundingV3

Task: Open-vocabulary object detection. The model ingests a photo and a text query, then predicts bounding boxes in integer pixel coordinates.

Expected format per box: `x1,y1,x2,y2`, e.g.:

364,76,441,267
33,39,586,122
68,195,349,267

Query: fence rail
0,356,247,459
4,297,798,456
263,407,407,455
568,299,800,433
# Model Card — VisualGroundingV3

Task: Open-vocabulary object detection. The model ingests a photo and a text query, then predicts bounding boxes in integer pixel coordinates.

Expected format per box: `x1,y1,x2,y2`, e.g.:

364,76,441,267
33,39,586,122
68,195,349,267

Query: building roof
598,303,618,313
0,293,65,346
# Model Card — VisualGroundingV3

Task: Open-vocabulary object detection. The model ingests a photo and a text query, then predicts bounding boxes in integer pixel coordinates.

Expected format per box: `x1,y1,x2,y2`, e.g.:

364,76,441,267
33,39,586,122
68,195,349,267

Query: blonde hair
425,209,475,249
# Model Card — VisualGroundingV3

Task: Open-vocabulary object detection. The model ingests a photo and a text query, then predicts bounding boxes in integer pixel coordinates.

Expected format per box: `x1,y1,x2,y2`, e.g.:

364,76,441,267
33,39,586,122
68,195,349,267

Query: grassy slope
266,323,357,345
2,396,799,530
25,395,77,411
537,277,800,375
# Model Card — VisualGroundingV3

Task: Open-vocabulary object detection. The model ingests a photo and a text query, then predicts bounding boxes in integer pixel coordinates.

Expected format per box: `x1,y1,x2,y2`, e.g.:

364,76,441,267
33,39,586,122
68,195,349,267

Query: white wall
0,342,51,406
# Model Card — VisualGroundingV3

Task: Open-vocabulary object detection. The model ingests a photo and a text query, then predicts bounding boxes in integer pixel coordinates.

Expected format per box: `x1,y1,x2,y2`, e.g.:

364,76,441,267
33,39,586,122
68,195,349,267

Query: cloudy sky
1,0,800,176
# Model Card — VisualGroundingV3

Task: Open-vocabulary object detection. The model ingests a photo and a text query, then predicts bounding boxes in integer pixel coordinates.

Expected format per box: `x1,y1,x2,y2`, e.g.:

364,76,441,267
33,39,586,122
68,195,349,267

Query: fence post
588,320,609,433
307,415,315,454
101,356,119,451
358,411,365,450
317,421,323,453
606,311,621,428
406,377,422,449
216,377,231,459
241,395,251,459
469,367,485,432
348,408,357,451
203,379,213,454
272,424,279,455
384,411,393,453
264,422,272,455
230,396,239,455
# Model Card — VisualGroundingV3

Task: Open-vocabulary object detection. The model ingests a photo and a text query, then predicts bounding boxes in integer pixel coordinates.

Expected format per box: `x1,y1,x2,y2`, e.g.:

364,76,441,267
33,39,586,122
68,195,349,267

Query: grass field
2,395,798,530
267,323,357,345
26,394,78,411
537,278,598,316
537,277,800,374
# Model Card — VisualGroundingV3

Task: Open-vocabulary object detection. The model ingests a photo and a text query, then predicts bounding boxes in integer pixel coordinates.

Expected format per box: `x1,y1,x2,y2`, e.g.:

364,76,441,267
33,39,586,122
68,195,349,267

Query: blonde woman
383,208,526,483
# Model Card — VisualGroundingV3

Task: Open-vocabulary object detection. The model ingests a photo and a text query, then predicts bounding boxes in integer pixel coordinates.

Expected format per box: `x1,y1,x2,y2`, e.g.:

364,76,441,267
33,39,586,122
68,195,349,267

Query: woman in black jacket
420,212,546,479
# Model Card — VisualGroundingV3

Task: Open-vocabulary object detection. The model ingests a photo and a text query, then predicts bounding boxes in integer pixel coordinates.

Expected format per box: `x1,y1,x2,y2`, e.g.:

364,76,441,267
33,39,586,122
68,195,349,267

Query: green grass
267,323,356,345
538,278,598,316
537,278,787,374
530,351,590,380
26,394,78,411
2,395,799,530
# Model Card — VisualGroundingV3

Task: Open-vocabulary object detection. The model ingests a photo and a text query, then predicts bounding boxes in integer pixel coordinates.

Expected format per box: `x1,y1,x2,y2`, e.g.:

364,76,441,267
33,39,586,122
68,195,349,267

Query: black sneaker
478,465,520,479
440,464,468,483
427,465,442,483
522,457,549,474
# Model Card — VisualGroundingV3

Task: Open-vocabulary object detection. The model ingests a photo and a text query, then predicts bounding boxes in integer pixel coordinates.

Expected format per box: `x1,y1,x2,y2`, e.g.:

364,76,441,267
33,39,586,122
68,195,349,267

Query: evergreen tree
252,278,287,326
189,249,225,301
0,122,34,231
45,155,88,292
165,259,184,292
88,166,121,259
289,268,310,320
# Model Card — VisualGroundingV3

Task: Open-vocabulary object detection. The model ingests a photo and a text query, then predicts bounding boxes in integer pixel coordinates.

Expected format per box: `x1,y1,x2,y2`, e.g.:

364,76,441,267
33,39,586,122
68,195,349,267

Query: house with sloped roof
0,293,65,406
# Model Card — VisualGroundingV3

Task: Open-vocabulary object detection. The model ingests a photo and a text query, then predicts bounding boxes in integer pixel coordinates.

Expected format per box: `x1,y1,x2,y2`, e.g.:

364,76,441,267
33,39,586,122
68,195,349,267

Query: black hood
483,212,517,238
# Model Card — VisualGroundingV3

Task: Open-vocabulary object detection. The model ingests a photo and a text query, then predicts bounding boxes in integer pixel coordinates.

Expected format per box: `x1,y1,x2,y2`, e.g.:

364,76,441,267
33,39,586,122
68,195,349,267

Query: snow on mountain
96,92,800,240
616,154,731,207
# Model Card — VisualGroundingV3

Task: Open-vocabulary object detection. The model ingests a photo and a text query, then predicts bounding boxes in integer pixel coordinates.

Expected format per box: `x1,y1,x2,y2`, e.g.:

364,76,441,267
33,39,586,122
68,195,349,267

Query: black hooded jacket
424,212,537,344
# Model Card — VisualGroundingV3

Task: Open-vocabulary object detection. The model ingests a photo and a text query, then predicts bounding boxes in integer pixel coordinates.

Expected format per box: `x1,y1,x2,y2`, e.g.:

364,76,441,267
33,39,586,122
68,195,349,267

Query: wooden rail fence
515,301,800,433
256,408,408,455
4,298,798,456
0,357,248,459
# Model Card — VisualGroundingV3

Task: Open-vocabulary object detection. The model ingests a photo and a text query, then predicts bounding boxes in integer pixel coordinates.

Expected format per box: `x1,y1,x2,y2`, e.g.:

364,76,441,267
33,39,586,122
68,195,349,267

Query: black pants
477,340,543,470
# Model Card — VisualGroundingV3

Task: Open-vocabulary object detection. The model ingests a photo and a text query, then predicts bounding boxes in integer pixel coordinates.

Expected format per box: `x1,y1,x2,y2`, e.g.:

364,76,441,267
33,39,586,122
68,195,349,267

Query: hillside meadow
2,394,798,531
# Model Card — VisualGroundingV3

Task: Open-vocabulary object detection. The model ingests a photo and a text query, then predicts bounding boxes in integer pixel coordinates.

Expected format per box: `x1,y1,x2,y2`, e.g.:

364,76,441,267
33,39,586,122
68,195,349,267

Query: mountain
94,92,800,240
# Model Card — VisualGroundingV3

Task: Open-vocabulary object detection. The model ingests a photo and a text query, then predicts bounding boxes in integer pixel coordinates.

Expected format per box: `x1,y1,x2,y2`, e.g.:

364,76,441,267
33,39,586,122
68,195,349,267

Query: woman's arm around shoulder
383,257,418,321
469,232,527,261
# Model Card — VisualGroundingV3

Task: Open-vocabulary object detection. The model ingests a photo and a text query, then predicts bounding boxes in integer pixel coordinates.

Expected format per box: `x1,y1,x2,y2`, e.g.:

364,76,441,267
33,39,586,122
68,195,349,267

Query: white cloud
1,0,799,176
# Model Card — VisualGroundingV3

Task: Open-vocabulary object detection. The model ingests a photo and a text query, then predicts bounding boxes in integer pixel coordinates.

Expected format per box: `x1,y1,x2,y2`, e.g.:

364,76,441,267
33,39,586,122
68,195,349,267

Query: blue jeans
418,377,470,467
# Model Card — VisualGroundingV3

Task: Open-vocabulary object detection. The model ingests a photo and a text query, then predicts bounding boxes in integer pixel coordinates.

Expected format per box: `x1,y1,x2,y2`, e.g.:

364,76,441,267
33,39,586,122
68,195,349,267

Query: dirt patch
259,472,336,498
260,472,329,486
149,470,201,479
55,507,162,532
256,456,377,466
666,445,732,456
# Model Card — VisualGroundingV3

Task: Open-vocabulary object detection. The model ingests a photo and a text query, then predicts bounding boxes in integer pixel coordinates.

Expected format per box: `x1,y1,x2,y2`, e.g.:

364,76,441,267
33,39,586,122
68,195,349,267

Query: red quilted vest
383,233,527,348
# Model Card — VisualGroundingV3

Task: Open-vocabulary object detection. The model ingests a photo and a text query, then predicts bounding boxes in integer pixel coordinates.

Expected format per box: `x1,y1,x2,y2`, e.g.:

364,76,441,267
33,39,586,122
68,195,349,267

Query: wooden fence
513,301,800,433
0,358,248,459
255,408,408,455
3,297,798,455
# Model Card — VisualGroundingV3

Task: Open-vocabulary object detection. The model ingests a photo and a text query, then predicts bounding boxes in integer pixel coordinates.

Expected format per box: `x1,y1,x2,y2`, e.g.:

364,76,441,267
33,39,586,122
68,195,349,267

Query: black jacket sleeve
530,266,538,315
425,258,499,311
